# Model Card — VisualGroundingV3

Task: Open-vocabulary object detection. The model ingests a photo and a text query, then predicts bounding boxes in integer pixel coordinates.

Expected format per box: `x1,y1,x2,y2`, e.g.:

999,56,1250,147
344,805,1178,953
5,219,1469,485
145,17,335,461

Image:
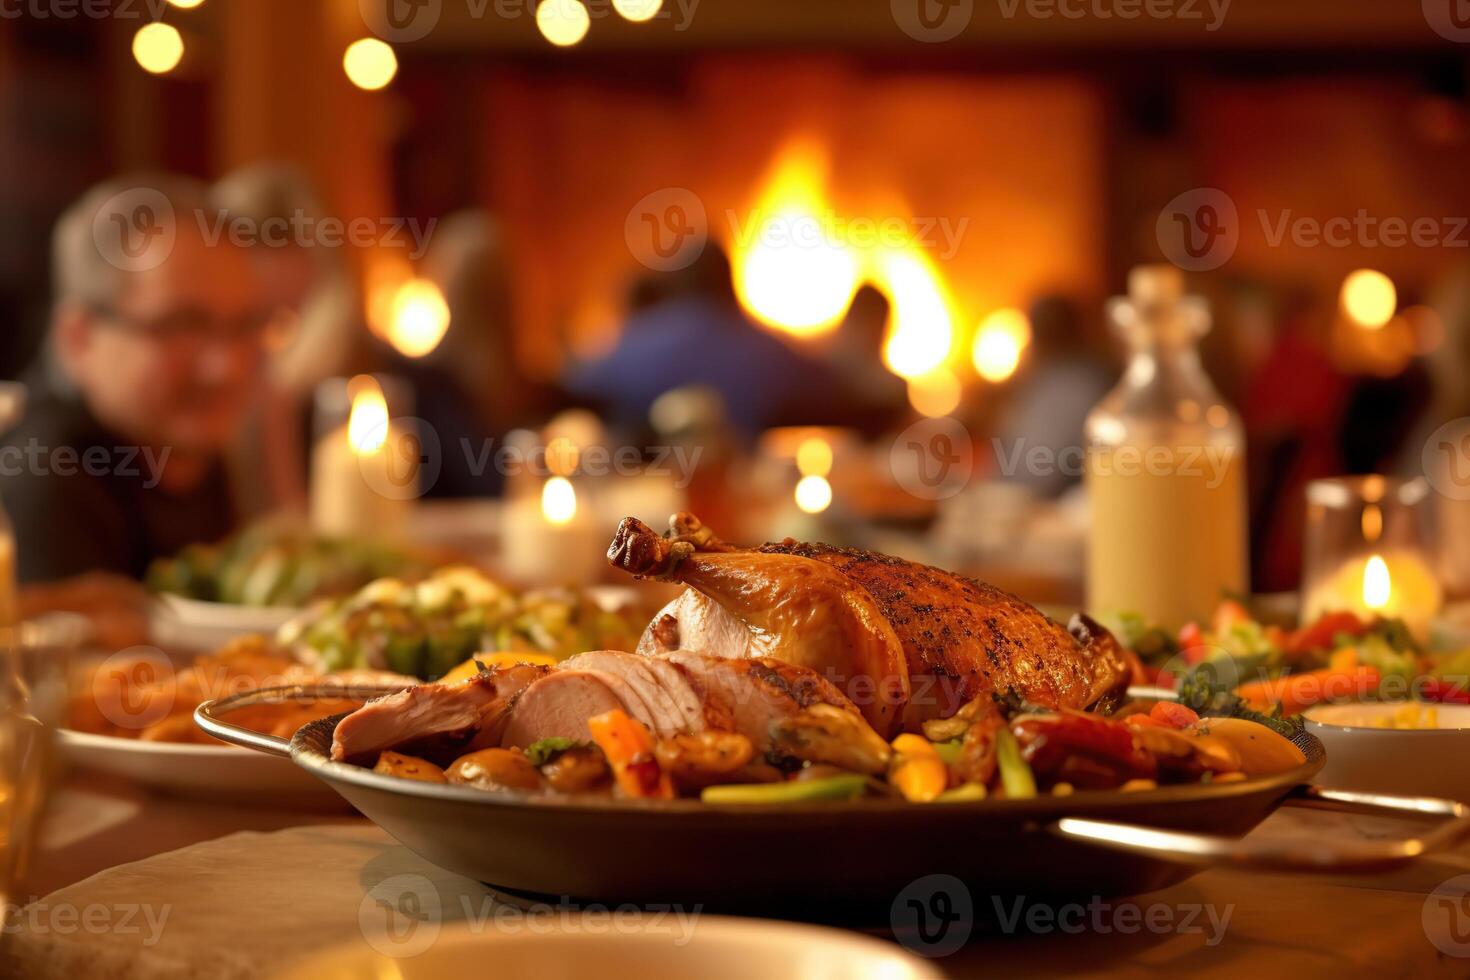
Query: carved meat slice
330,663,549,763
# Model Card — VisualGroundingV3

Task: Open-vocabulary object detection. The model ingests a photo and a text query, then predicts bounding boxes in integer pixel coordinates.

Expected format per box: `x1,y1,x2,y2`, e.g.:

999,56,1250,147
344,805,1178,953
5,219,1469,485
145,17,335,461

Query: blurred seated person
564,245,857,441
993,295,1114,498
212,162,359,515
385,211,553,497
5,174,269,586
822,284,909,436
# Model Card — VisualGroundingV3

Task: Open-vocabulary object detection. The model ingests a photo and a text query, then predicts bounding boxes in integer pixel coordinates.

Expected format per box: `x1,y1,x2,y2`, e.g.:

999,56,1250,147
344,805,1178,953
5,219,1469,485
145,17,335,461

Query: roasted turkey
608,513,1131,737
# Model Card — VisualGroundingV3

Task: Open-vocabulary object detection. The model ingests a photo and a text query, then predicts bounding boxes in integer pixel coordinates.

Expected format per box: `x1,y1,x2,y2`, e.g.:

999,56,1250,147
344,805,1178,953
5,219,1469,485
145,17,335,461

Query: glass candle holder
1300,475,1443,638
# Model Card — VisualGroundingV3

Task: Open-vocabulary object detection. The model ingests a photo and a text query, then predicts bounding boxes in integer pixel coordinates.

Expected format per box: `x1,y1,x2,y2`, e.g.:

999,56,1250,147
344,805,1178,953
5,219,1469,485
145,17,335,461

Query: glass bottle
1085,265,1248,631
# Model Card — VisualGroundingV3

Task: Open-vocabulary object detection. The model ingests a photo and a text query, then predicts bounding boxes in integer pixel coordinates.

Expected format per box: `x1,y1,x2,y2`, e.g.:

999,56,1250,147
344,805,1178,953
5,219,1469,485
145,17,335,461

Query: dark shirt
2,391,235,584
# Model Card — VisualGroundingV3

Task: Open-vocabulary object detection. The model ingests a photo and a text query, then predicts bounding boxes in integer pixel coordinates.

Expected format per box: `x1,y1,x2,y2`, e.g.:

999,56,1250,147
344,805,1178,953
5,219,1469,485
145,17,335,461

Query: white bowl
150,594,298,651
1304,702,1470,802
274,916,940,980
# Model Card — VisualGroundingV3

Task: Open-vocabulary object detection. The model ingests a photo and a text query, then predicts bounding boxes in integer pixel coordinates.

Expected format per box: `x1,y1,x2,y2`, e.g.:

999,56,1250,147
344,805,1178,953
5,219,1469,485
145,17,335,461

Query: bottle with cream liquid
1085,266,1248,632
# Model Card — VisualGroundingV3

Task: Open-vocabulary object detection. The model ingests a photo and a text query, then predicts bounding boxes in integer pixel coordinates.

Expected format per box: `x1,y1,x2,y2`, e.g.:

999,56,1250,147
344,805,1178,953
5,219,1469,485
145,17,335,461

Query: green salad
278,566,646,680
148,525,429,608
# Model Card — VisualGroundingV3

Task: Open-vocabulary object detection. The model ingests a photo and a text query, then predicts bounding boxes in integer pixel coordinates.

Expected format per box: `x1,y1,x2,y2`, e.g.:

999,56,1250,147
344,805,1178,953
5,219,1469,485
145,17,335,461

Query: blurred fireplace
470,59,1108,377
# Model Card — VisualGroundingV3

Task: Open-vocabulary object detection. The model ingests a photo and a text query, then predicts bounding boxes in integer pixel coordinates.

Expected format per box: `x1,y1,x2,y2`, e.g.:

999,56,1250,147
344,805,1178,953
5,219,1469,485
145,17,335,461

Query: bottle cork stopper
1127,264,1184,307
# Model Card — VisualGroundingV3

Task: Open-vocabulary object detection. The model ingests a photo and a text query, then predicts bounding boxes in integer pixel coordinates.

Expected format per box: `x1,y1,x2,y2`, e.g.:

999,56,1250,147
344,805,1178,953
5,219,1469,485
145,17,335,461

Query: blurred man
5,174,270,583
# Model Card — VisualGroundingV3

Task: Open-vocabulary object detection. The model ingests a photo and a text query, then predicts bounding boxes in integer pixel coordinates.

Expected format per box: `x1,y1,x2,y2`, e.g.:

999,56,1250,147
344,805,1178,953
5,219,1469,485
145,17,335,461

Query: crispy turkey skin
610,514,1130,736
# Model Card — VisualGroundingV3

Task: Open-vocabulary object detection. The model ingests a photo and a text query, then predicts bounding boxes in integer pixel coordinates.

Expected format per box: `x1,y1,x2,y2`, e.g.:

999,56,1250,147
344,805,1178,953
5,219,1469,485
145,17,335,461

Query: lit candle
1302,550,1443,640
499,476,606,586
310,376,414,541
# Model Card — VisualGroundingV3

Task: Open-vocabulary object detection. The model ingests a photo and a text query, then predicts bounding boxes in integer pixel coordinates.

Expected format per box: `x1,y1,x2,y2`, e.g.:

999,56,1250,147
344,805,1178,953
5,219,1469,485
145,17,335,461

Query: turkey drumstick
609,514,1131,738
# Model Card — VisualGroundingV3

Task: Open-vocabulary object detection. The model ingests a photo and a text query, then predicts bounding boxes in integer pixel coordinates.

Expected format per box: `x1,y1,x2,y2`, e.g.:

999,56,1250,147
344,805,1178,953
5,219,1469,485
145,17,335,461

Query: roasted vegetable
374,751,447,783
654,732,755,790
887,734,947,802
587,709,675,800
1191,717,1305,775
540,745,611,793
994,728,1036,799
446,748,543,791
700,774,867,804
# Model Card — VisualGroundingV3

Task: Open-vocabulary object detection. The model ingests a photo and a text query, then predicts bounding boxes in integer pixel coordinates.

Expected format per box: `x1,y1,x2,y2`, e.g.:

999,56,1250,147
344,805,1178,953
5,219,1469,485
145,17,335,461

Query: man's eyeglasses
88,304,285,353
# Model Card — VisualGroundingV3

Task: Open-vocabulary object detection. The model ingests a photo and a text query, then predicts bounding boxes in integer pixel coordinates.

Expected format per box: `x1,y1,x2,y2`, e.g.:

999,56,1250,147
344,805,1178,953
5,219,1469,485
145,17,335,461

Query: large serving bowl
1305,702,1470,802
199,687,1470,922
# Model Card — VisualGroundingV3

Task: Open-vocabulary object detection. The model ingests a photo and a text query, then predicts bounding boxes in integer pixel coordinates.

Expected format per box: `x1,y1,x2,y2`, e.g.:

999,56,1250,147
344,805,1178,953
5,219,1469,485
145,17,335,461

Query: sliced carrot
1149,701,1200,729
586,709,675,800
1235,666,1381,717
1124,714,1164,729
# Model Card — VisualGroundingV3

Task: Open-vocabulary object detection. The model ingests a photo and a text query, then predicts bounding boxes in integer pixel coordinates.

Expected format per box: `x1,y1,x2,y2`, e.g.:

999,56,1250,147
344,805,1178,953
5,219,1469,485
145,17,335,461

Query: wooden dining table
9,764,1470,979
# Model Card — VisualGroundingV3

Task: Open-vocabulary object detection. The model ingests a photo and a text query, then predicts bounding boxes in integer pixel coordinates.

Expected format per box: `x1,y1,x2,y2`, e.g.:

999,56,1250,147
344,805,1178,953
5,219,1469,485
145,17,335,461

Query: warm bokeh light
1340,269,1396,330
794,474,833,514
386,278,451,358
1362,554,1391,610
732,140,859,337
536,0,592,47
541,476,579,525
612,0,663,22
132,23,183,74
907,368,963,417
795,436,833,477
970,308,1031,383
347,377,390,457
343,38,398,91
167,0,204,7
876,250,953,379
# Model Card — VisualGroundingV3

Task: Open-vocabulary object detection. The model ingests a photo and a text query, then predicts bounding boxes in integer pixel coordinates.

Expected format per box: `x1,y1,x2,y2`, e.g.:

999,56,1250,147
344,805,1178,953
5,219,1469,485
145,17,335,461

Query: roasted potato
446,748,543,791
374,751,447,783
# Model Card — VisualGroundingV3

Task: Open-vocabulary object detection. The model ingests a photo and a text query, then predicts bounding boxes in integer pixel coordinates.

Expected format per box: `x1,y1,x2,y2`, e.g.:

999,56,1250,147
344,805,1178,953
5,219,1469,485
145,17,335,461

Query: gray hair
51,172,212,309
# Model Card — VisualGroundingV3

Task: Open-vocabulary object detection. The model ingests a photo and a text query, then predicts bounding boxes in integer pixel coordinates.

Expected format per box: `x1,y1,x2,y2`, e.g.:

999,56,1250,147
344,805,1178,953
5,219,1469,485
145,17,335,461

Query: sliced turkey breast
498,669,633,747
561,650,703,738
331,663,549,763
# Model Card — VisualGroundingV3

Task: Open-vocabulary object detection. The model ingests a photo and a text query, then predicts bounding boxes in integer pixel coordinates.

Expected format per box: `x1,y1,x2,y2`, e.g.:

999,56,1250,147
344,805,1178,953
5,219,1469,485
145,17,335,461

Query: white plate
274,916,940,980
56,728,348,810
1305,702,1470,803
150,594,299,651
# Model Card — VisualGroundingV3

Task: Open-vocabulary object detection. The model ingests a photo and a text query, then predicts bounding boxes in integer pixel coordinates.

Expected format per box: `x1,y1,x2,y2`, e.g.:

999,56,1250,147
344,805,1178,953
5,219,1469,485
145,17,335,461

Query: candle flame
347,377,390,457
1362,554,1391,610
541,476,578,525
795,474,832,514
